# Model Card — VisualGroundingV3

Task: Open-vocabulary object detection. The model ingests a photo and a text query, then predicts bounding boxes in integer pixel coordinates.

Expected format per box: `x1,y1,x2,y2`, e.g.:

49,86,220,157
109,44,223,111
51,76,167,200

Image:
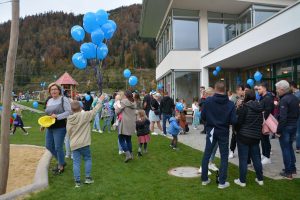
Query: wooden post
0,0,19,194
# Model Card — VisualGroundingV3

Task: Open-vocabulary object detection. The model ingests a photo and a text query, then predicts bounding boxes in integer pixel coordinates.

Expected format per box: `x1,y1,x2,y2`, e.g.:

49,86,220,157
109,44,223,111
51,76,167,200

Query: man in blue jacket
201,81,237,189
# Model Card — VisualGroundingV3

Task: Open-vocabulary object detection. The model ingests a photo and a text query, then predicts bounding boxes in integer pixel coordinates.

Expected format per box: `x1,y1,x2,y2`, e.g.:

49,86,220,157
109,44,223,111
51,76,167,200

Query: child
192,99,200,130
11,112,28,135
167,112,182,150
67,96,104,188
101,95,114,132
92,95,103,133
136,110,150,156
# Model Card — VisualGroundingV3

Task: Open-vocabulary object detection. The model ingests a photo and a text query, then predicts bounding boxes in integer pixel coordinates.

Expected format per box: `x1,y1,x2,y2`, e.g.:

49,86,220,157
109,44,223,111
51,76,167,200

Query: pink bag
262,113,278,135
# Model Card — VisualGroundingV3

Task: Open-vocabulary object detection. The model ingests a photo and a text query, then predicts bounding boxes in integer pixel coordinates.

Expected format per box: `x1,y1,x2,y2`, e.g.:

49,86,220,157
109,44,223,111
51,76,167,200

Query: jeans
209,142,218,162
93,112,101,131
45,127,66,166
279,126,297,174
201,131,229,184
73,146,92,182
119,134,132,153
230,128,237,152
103,116,112,132
237,141,263,183
64,135,72,157
296,118,300,149
261,134,271,158
162,114,172,135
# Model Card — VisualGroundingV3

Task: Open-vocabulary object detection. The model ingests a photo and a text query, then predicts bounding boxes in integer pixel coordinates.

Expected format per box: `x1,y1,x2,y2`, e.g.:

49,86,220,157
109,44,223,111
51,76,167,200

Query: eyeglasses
50,88,59,91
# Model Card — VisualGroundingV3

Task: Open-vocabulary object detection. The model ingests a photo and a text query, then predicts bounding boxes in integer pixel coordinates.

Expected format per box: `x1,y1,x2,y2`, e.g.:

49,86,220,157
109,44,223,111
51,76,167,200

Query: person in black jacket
143,92,152,117
136,110,151,156
83,91,94,111
201,81,237,189
275,80,300,179
160,92,175,135
234,89,264,187
257,82,274,165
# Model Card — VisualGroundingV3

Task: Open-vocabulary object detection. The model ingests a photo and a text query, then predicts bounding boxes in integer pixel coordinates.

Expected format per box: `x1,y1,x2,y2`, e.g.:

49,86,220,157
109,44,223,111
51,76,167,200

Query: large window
238,9,252,34
173,18,199,50
208,12,237,50
253,5,282,26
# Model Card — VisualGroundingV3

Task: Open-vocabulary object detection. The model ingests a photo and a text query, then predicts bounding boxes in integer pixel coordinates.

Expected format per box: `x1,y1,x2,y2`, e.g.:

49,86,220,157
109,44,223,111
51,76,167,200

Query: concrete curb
12,102,45,114
0,147,52,200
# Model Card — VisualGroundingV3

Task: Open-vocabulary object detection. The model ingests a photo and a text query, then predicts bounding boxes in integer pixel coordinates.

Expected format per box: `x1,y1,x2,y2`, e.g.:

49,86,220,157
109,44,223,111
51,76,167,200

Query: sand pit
6,145,45,193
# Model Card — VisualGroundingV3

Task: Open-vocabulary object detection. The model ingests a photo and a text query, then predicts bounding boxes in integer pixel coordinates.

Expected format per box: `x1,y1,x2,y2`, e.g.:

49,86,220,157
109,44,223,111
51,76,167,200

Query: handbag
262,113,278,135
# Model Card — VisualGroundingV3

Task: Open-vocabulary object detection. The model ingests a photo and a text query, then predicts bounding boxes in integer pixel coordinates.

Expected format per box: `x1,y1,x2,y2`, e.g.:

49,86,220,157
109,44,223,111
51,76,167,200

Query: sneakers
208,163,219,171
282,169,297,175
261,157,271,165
75,181,81,188
92,129,97,132
151,132,158,136
279,172,293,180
234,179,246,187
137,152,143,157
202,178,211,186
119,150,125,155
98,130,103,133
23,132,29,135
198,167,212,175
218,182,230,189
228,151,234,159
255,178,264,186
296,149,300,154
84,177,94,184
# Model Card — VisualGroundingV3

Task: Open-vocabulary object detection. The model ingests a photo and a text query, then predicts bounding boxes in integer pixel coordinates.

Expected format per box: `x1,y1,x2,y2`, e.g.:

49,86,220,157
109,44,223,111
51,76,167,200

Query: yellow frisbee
38,116,56,128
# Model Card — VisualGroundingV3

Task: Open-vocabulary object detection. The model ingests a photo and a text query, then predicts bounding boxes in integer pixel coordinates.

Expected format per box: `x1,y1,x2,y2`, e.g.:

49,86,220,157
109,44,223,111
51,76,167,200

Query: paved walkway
12,102,44,114
155,124,300,180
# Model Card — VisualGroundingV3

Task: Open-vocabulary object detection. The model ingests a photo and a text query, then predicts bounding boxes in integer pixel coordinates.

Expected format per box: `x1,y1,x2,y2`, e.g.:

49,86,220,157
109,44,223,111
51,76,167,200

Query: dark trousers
119,134,132,153
162,114,172,135
202,131,229,184
230,129,237,152
237,141,263,183
261,134,271,158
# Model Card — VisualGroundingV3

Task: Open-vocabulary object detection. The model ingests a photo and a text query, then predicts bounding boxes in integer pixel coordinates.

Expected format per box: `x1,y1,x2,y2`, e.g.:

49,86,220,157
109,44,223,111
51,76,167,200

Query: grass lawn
15,100,45,112
7,110,300,200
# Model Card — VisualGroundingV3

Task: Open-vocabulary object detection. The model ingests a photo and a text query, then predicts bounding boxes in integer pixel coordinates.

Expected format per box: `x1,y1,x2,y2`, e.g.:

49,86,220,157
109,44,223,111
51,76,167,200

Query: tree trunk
0,0,20,194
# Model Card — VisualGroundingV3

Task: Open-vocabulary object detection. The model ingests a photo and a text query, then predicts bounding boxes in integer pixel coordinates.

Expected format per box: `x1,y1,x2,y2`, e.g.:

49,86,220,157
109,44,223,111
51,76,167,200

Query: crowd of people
39,79,299,188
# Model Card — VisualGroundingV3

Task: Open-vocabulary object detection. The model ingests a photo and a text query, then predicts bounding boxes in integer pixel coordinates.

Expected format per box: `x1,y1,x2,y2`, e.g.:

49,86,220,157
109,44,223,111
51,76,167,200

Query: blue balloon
79,101,83,108
12,113,17,119
108,20,117,31
247,79,254,87
176,102,184,112
157,83,163,90
101,22,115,40
216,66,222,72
83,12,98,33
71,25,85,42
254,71,263,82
91,28,105,46
213,70,218,76
72,53,87,69
85,94,91,101
33,101,39,108
128,76,138,87
80,43,97,59
96,43,108,60
96,9,109,26
123,69,131,79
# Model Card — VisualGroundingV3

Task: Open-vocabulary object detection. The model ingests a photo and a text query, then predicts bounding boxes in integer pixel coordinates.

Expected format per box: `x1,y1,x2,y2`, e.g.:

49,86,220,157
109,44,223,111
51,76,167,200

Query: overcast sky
0,0,142,23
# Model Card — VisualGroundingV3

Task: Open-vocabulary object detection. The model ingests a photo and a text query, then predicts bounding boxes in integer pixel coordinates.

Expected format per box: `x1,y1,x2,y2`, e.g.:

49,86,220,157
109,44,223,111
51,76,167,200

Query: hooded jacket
160,96,175,115
201,93,236,135
167,117,181,136
66,101,102,151
116,99,137,136
260,92,274,119
236,100,263,145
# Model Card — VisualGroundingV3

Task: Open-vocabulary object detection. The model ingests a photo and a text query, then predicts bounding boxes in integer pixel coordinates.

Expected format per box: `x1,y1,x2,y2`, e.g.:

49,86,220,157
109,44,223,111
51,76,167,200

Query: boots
124,151,132,163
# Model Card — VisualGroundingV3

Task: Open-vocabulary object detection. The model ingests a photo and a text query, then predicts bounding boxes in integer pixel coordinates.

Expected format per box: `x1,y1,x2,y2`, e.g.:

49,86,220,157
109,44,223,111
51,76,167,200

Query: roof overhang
201,1,300,69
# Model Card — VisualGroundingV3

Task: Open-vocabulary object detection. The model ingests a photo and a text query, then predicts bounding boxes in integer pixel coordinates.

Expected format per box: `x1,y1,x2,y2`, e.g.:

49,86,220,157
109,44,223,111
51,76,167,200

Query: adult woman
149,93,163,135
134,93,142,110
43,83,71,174
234,89,264,187
116,90,137,162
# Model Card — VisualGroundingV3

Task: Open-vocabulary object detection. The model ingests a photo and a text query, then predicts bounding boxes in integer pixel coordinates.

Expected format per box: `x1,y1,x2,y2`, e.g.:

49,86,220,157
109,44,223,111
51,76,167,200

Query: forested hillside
0,4,156,92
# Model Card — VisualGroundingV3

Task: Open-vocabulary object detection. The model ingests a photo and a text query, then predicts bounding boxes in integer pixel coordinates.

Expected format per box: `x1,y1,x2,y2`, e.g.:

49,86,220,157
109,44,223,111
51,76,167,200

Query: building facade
140,0,300,105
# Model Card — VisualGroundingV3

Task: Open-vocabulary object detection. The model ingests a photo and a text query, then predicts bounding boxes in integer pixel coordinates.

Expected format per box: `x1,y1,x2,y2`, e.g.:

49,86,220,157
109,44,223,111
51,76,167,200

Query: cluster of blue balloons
71,9,117,70
246,71,263,88
157,83,163,90
32,101,39,109
40,82,46,87
123,69,138,87
176,102,184,112
213,66,222,76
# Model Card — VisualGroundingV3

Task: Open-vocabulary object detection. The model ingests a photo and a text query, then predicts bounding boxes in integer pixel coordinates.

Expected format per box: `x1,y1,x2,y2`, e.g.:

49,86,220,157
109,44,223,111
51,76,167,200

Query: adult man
275,80,299,179
160,92,175,135
83,91,94,111
290,81,300,153
201,81,237,189
229,84,245,159
257,82,274,165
